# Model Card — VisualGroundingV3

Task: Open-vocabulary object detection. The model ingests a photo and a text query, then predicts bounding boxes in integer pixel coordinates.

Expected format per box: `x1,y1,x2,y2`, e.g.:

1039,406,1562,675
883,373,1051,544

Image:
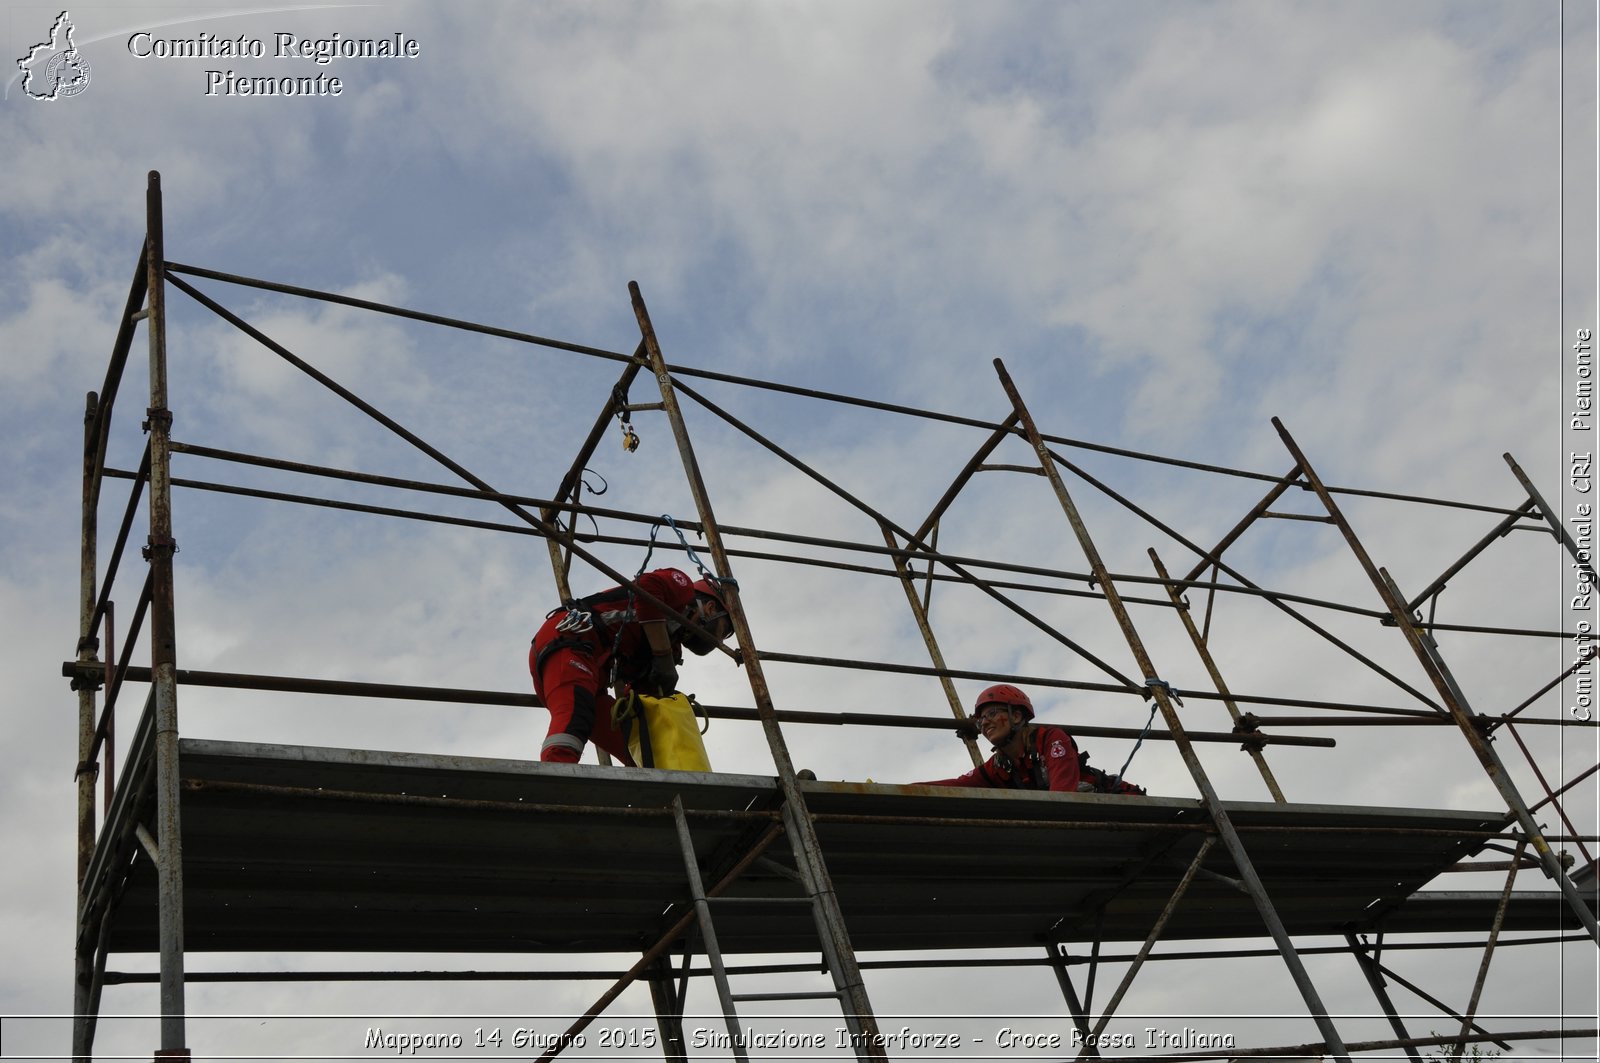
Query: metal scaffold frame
67,173,1599,1061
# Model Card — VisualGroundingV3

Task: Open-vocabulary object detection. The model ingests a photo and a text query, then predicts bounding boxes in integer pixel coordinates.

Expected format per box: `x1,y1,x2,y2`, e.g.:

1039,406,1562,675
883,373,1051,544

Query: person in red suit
530,568,731,764
917,684,1084,791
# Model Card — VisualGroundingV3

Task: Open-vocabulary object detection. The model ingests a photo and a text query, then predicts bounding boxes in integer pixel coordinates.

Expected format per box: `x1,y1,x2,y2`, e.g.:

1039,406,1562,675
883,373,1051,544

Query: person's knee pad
567,684,597,740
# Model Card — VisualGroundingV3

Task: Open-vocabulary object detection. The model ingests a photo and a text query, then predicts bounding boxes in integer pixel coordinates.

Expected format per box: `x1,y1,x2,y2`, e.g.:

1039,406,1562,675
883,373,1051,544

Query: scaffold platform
86,736,1582,958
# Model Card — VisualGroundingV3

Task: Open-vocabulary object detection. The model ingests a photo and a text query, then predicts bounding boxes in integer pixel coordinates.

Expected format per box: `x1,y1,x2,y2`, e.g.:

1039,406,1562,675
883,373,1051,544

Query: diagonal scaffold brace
1273,418,1600,944
993,360,1354,1063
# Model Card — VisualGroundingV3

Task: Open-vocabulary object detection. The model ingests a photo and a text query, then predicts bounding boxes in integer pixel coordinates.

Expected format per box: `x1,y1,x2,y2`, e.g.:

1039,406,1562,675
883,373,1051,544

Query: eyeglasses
974,704,1012,723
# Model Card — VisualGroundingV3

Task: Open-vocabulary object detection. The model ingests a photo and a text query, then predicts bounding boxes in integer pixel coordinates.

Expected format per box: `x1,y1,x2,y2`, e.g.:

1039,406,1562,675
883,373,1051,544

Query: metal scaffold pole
993,360,1353,1063
72,390,102,1063
629,282,886,1058
145,170,190,1060
1273,417,1600,943
1149,549,1287,802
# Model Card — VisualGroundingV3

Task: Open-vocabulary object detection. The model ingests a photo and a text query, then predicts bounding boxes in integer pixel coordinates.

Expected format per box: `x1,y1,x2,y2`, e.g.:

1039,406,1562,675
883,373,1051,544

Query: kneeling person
916,685,1143,795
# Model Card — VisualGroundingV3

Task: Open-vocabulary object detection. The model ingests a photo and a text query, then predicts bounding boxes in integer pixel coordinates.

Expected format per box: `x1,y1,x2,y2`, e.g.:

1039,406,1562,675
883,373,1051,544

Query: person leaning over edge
916,685,1146,794
529,567,732,764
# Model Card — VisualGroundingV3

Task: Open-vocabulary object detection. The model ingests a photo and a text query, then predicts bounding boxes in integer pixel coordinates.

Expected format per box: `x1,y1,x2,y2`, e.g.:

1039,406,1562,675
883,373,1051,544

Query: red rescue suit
918,723,1082,792
529,567,697,764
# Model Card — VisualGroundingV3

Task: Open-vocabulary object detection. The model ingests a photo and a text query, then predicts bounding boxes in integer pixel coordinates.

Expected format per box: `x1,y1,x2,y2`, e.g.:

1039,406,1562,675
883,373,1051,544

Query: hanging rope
1116,678,1181,784
650,513,737,592
569,469,607,542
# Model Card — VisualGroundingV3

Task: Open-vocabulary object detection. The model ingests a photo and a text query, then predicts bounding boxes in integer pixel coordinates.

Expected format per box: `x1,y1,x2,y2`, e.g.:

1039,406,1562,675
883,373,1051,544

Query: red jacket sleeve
915,760,998,788
1036,726,1082,792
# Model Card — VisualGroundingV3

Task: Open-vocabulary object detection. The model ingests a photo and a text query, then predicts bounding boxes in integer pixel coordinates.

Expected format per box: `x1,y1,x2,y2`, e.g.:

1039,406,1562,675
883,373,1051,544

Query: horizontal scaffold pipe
129,449,1413,621
130,460,1588,645
160,262,1533,523
1245,714,1596,729
119,458,1183,611
180,778,781,820
753,651,1445,719
165,261,634,365
57,662,1335,747
161,260,1532,520
100,933,1590,984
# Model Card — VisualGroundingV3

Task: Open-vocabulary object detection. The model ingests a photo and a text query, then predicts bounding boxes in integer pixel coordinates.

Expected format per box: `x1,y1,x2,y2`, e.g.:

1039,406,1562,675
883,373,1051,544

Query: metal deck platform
84,738,1584,957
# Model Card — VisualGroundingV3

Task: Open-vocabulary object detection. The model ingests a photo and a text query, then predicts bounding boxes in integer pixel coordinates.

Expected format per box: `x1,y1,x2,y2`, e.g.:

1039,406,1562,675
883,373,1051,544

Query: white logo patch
1049,739,1068,759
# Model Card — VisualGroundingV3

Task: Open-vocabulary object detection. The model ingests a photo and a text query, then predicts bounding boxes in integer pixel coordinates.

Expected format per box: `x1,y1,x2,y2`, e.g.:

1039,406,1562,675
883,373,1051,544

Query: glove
646,655,679,695
955,718,980,741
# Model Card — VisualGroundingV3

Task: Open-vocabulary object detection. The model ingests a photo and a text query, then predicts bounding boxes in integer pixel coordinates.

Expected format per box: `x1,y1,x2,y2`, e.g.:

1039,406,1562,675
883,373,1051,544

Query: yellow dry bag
613,692,712,772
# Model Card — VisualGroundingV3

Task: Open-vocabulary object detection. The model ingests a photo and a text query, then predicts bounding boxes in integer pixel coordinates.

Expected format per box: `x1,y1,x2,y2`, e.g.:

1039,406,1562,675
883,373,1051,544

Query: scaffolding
68,172,1599,1061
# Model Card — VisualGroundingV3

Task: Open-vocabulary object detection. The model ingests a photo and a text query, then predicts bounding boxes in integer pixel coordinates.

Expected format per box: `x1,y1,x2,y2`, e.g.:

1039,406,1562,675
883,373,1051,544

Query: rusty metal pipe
629,281,885,1057
1274,417,1600,943
1450,841,1525,1059
532,822,787,1063
145,169,189,1056
1405,500,1539,613
1181,467,1304,585
1505,451,1598,582
673,376,1144,692
1080,837,1218,1057
1151,549,1287,801
1502,723,1593,864
998,363,1352,1062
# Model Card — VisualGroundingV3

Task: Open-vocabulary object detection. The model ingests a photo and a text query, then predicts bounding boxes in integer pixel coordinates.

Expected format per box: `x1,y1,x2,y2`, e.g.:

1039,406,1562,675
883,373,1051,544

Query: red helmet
690,578,728,612
682,578,732,656
974,684,1033,721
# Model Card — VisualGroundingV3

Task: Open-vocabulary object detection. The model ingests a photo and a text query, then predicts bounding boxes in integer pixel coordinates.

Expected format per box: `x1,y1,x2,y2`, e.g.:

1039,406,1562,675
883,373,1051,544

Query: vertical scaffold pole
145,170,190,1058
539,354,647,768
73,391,101,1063
629,283,885,1058
1273,418,1600,943
1044,945,1100,1059
993,360,1351,1063
76,244,150,1063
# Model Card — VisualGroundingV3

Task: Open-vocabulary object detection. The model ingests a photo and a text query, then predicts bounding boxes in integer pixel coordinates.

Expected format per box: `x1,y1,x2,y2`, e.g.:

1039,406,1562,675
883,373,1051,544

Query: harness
533,586,647,682
988,726,1147,795
988,728,1053,791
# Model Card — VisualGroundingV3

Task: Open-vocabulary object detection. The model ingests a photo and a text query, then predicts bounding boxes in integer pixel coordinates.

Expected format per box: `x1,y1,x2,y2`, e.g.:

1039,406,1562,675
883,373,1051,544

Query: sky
1,1,1597,1060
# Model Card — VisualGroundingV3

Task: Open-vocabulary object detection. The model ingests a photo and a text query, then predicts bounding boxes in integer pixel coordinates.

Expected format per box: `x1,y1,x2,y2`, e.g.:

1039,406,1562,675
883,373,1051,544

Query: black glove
646,655,678,695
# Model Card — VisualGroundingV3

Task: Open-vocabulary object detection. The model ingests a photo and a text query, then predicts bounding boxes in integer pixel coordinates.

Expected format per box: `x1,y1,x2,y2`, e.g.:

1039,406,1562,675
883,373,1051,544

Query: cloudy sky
2,1,1596,1059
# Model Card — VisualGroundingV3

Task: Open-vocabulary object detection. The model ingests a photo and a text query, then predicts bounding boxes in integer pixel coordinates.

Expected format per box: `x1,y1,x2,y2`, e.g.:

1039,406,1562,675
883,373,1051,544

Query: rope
1116,678,1181,783
652,514,738,591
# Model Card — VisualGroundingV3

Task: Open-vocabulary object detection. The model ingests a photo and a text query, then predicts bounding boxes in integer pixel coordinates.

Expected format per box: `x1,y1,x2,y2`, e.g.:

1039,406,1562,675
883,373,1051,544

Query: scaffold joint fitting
142,535,178,561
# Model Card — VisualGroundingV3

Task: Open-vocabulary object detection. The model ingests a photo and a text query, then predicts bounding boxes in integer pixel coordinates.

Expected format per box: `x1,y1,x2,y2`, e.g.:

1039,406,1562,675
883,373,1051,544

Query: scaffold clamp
1232,713,1268,753
1142,677,1182,705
